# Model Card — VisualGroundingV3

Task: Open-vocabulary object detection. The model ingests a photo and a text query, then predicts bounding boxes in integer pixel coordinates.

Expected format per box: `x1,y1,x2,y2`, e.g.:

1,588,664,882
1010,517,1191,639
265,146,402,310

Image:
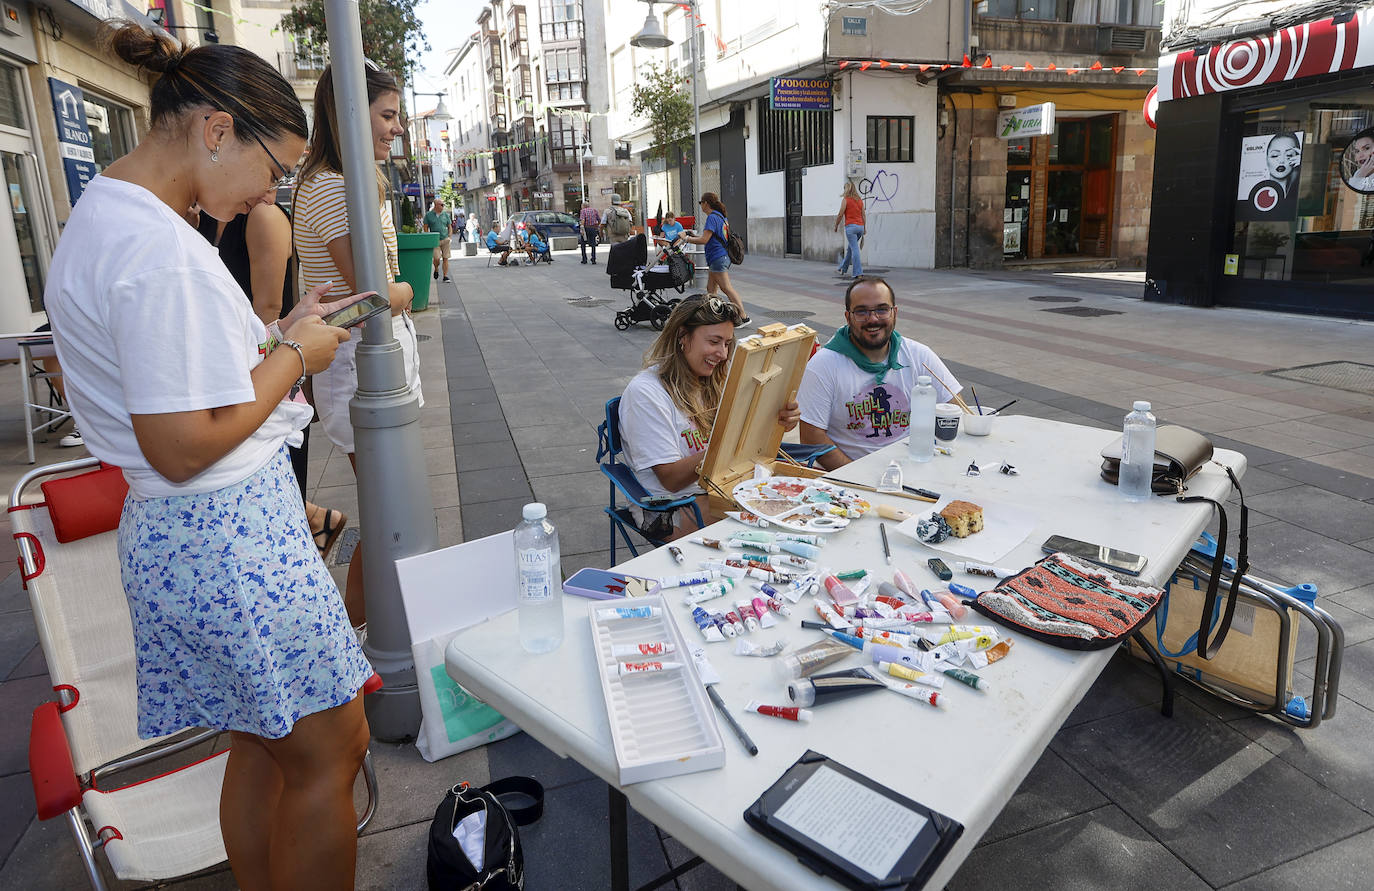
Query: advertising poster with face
1236,131,1304,221
1339,127,1374,194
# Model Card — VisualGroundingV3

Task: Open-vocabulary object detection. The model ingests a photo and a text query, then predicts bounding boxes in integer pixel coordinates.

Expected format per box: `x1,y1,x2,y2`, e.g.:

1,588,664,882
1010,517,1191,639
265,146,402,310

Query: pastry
939,500,984,537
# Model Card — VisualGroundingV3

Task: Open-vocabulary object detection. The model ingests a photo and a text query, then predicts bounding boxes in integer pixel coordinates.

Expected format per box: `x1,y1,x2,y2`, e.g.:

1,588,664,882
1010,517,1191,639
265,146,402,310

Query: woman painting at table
293,61,423,629
618,295,799,539
44,22,372,889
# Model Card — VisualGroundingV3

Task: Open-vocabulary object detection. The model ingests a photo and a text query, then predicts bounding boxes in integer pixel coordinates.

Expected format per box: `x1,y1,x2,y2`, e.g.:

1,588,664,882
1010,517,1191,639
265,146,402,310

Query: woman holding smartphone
293,62,424,629
44,23,372,889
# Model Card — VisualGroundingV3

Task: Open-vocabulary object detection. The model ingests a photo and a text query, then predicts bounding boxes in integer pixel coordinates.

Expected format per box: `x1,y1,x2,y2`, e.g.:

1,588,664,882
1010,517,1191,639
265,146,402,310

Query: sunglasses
687,295,741,323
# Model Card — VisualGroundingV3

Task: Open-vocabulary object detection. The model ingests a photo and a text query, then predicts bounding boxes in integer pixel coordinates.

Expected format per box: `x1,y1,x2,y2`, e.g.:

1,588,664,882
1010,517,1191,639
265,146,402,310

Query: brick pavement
2,245,1372,889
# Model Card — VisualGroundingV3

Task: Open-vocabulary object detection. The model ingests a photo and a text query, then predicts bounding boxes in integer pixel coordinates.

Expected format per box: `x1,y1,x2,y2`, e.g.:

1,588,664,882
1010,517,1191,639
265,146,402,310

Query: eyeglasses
248,129,293,189
849,305,894,321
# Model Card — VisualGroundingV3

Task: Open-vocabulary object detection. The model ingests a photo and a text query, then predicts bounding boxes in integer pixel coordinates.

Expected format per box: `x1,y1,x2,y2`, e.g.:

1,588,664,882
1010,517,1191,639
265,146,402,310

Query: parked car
508,210,581,242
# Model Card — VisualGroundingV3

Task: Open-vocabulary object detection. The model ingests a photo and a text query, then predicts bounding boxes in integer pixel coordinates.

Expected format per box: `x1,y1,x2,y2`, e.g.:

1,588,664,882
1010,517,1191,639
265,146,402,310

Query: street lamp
632,0,701,211
578,137,593,208
410,87,453,213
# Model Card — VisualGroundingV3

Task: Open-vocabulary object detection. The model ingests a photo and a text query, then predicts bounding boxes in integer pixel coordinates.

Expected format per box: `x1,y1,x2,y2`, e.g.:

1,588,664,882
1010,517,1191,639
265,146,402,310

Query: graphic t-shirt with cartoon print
619,367,708,499
798,339,961,461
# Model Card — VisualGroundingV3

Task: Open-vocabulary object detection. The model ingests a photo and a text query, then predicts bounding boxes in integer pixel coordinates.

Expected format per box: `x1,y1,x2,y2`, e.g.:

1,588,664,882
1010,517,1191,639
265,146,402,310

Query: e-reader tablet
743,750,963,890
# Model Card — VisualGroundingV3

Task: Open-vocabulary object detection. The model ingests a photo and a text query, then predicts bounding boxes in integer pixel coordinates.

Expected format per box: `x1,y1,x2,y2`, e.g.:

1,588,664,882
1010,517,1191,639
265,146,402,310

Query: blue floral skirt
118,447,373,740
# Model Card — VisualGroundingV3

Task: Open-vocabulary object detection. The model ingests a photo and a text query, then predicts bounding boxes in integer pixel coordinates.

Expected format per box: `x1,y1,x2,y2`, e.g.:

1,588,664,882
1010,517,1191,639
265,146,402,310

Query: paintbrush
990,399,1018,415
824,477,939,503
921,363,974,414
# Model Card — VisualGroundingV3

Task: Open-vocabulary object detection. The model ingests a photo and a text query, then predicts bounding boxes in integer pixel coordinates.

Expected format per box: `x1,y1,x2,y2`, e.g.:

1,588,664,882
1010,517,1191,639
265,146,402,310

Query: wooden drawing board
698,323,817,500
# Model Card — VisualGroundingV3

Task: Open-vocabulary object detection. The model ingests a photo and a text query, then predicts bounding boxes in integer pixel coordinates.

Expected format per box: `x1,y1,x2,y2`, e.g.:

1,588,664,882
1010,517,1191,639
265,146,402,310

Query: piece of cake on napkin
939,500,984,537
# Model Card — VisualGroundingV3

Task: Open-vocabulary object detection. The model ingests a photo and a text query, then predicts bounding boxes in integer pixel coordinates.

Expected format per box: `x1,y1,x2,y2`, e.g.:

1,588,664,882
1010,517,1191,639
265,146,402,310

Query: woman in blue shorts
680,192,749,324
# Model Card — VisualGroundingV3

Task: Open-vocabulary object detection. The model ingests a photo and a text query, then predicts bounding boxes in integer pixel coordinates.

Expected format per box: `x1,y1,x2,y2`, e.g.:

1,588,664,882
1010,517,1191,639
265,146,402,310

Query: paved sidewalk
2,246,1372,889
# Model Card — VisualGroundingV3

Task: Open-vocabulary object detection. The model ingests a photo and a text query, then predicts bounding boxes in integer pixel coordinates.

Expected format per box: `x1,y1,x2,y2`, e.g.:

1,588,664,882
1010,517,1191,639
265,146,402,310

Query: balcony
277,50,326,81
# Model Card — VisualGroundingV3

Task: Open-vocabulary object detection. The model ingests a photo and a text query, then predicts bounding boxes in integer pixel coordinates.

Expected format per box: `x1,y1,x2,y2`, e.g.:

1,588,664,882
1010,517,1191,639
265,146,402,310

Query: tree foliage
630,63,694,161
280,0,428,86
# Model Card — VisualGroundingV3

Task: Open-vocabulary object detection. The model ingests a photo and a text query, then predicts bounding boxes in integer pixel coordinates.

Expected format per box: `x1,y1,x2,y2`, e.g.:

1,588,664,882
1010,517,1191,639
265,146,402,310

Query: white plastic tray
588,594,725,785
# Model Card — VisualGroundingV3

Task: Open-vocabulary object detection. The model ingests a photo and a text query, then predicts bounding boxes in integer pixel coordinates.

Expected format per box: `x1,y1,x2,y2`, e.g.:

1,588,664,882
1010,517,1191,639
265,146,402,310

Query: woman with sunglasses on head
678,193,749,324
44,22,372,889
293,62,424,630
618,295,799,538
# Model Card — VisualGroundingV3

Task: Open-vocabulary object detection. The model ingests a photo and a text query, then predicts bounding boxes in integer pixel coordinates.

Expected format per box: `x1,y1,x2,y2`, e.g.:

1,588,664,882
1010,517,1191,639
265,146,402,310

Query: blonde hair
643,295,740,436
843,181,860,200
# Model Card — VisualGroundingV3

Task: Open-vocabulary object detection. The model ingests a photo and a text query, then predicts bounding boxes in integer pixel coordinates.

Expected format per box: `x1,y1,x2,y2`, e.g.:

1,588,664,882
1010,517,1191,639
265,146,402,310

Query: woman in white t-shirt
619,295,800,537
293,62,422,628
43,24,371,889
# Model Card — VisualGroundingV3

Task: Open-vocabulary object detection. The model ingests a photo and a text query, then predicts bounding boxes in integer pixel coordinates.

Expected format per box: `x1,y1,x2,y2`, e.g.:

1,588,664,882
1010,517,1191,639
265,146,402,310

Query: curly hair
642,294,741,436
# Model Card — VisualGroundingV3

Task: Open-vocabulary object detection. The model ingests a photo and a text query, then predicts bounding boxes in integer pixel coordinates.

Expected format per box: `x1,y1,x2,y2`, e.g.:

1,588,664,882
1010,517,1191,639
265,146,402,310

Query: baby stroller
607,233,695,330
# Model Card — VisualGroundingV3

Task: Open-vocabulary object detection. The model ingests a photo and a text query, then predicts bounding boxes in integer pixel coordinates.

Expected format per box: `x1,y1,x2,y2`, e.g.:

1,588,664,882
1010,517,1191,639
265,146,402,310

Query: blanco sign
997,102,1056,139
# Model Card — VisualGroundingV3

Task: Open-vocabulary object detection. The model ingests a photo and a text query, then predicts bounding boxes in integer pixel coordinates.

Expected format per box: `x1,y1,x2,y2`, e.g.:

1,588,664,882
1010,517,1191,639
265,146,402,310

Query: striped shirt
292,170,399,302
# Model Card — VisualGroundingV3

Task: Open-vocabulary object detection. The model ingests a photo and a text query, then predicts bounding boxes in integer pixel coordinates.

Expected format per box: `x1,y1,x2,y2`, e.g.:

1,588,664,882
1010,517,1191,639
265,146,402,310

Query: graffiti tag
859,169,899,209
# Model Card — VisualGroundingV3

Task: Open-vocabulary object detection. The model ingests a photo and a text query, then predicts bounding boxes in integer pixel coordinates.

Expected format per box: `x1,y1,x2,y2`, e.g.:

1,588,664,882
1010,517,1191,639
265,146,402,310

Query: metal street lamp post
324,0,438,741
631,0,701,209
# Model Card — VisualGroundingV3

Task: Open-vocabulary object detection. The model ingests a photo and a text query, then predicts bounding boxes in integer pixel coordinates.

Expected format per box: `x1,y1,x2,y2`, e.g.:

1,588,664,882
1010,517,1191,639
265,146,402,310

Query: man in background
578,201,601,264
424,198,453,283
602,194,633,246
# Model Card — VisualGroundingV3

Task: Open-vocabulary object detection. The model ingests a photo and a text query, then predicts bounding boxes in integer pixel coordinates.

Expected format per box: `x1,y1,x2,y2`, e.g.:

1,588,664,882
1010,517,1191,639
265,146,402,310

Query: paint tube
746,700,813,722
894,570,919,599
788,667,886,707
729,539,779,554
617,660,683,677
954,560,1015,578
668,546,685,565
776,637,854,680
967,639,1013,669
856,628,917,648
597,605,661,621
709,611,738,639
610,641,676,659
822,575,860,607
690,607,726,643
731,530,775,544
699,561,747,579
683,579,734,606
813,599,849,628
941,667,989,691
850,577,873,598
931,589,969,620
779,541,820,560
929,626,1001,649
734,600,761,633
874,595,907,611
751,596,778,628
877,581,913,604
879,661,946,689
881,677,946,708
725,510,770,527
774,533,825,546
774,554,818,571
690,537,726,550
660,571,721,588
820,627,865,650
868,642,934,673
948,582,978,600
836,569,867,580
735,638,788,657
917,588,940,610
765,596,792,617
723,610,747,636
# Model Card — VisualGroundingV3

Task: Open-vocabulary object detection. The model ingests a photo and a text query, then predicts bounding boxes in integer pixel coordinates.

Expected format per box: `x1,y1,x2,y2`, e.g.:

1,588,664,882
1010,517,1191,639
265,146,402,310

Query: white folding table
0,333,70,464
445,416,1246,890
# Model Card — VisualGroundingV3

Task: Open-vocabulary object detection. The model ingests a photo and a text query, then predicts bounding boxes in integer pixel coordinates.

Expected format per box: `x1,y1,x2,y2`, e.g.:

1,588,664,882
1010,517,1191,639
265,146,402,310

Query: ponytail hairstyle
103,20,306,145
298,63,400,204
700,192,727,217
643,294,741,437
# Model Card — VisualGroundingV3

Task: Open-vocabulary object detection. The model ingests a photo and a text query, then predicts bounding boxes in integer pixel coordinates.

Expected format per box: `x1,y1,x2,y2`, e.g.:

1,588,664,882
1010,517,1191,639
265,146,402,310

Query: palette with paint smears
589,593,725,785
730,476,872,532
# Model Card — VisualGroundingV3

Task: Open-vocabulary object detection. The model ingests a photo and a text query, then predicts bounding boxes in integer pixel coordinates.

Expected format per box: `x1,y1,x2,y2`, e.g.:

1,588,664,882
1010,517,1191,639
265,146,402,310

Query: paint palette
730,476,873,532
589,594,726,785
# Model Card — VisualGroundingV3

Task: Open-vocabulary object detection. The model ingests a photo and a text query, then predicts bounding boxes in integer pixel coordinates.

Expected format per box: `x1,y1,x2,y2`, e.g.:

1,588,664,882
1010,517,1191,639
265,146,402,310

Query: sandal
312,507,347,559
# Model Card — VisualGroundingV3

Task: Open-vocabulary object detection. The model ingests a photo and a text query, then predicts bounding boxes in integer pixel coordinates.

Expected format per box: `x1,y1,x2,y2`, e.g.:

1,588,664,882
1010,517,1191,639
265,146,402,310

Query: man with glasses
798,276,961,469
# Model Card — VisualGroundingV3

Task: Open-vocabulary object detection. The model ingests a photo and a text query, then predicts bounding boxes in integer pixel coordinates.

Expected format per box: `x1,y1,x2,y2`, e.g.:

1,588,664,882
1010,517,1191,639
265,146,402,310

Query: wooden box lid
698,323,816,491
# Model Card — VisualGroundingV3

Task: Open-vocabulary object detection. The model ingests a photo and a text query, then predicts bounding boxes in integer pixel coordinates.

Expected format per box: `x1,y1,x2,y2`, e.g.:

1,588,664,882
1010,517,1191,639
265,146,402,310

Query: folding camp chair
597,397,705,563
12,457,380,890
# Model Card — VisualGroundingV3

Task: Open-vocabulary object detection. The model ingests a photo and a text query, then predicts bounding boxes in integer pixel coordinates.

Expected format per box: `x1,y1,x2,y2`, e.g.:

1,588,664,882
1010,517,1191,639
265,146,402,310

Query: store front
1147,9,1374,319
1004,114,1117,260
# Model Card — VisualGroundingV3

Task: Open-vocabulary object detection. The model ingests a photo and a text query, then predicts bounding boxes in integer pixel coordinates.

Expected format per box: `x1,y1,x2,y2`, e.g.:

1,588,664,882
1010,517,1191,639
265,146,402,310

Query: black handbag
1100,425,1214,495
427,777,544,891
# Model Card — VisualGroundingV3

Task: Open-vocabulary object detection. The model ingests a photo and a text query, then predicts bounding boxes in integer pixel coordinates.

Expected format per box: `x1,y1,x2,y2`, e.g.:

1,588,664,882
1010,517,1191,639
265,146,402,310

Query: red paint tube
746,699,812,722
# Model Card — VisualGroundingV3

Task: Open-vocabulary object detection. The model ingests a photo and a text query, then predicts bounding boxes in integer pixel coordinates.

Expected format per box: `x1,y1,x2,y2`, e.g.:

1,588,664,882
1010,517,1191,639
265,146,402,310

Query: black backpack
427,777,544,891
709,214,745,265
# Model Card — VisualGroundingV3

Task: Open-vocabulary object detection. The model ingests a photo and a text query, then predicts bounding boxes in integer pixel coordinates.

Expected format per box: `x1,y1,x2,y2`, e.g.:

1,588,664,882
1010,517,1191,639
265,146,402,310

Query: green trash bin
397,231,440,312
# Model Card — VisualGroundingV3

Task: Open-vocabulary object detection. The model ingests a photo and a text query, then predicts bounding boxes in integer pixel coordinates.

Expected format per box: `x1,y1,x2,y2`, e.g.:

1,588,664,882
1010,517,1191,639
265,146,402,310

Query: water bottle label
519,547,552,601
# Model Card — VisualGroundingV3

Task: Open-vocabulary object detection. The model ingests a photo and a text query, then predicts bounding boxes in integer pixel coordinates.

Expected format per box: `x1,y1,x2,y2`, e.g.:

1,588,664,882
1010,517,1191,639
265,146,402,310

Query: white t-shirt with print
44,176,313,500
618,368,708,499
798,338,961,461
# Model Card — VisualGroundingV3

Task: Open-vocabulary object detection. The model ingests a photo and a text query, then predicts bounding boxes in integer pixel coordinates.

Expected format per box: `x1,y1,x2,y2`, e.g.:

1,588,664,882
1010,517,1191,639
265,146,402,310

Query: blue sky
415,0,488,90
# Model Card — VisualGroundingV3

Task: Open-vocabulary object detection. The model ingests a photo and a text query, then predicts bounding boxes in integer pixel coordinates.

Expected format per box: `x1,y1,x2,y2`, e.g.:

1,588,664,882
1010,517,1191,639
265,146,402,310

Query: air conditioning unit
1095,26,1148,54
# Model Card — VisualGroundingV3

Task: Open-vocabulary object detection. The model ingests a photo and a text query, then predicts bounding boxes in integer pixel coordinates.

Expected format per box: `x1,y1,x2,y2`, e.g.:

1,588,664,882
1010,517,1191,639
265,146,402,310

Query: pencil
706,685,757,756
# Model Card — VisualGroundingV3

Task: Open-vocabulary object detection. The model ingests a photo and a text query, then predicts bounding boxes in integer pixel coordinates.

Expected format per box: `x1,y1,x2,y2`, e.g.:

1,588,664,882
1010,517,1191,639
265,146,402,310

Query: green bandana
823,326,905,384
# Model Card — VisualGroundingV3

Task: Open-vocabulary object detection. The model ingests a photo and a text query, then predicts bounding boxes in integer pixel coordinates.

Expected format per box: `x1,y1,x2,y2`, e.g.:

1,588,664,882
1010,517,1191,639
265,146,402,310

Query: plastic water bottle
515,503,563,653
908,375,936,463
877,459,903,493
1120,401,1156,502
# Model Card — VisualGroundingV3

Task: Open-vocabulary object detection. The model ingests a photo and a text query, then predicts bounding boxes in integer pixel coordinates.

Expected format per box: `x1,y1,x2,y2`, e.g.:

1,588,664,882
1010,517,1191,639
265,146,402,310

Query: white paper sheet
773,765,927,880
894,496,1037,563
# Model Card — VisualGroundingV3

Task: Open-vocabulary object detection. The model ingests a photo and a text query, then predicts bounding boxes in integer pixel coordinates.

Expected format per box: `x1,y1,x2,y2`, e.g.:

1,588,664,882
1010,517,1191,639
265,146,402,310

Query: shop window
83,92,136,174
1229,89,1374,285
866,116,913,163
0,67,24,129
1005,113,1116,260
981,0,1161,26
757,104,834,174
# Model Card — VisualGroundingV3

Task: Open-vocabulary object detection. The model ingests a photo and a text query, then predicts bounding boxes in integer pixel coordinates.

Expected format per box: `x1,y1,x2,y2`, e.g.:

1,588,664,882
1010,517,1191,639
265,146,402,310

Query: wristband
279,339,308,395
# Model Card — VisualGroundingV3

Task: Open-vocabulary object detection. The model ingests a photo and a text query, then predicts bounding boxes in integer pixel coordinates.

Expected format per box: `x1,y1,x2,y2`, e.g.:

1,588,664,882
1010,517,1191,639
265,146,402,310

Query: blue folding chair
597,397,704,563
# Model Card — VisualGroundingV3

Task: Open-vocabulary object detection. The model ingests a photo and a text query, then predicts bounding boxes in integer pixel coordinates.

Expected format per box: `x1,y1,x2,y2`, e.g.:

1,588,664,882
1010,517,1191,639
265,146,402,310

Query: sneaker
433,269,439,279
738,315,752,326
580,258,588,264
442,276,452,282
591,258,597,265
59,429,84,448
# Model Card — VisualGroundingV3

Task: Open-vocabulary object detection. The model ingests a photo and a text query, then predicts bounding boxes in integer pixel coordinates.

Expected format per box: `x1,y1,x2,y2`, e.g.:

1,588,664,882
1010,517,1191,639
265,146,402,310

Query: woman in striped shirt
293,62,424,628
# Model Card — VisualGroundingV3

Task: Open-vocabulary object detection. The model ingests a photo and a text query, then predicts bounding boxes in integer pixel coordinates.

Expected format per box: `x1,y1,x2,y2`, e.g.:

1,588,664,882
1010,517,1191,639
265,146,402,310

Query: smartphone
322,293,390,329
562,567,658,600
1042,535,1147,576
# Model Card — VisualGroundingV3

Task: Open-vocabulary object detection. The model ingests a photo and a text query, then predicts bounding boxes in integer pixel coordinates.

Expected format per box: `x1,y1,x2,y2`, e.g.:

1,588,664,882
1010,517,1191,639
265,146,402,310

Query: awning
1158,9,1374,102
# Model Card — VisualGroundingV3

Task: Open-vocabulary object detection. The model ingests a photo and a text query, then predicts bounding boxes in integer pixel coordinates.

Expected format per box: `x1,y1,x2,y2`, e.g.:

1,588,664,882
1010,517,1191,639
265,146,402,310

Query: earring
210,146,220,163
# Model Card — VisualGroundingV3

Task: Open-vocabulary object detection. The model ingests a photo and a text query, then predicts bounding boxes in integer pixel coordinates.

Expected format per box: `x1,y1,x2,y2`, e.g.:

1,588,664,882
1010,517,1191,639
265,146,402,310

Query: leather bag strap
1178,464,1248,660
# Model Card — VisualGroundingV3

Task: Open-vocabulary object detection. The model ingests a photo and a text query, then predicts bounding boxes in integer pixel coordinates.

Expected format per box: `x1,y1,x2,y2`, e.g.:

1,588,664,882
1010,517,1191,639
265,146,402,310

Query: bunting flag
834,56,1155,75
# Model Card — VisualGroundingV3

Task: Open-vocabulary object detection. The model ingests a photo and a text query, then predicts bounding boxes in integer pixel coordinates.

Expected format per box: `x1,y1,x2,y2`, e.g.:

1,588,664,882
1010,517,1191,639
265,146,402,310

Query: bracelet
280,339,308,393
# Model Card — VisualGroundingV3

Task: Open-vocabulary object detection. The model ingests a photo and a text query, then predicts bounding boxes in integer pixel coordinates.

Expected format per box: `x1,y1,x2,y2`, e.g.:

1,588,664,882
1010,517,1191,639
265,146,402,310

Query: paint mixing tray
589,594,725,785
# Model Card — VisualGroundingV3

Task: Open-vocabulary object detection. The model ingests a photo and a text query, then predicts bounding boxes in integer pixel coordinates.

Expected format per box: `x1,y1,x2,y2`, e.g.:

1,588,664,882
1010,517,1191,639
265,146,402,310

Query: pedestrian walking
424,197,453,282
835,181,866,278
602,193,633,245
44,22,371,890
679,192,748,323
292,61,424,629
579,201,601,263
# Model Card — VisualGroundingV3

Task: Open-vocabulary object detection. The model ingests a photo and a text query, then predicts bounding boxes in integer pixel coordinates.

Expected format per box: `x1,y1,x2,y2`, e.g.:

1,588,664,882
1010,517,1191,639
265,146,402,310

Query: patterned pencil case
969,552,1165,651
